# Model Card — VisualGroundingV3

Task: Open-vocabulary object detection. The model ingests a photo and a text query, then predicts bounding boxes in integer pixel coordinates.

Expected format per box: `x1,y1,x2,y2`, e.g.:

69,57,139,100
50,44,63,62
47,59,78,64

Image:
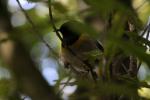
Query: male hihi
59,21,104,80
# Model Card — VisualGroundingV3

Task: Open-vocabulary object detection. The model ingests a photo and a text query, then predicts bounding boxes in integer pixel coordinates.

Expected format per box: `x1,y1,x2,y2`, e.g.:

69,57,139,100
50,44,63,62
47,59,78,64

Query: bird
59,21,104,81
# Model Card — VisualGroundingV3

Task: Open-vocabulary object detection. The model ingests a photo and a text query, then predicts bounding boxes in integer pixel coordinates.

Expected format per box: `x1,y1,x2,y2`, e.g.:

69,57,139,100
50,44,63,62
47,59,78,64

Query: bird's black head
59,21,81,46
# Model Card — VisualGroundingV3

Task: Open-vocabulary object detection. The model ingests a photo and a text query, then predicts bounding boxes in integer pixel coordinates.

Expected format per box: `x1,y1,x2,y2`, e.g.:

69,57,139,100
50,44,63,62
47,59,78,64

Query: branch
48,0,63,42
56,76,72,95
16,0,58,57
135,0,147,11
140,16,150,37
138,17,150,70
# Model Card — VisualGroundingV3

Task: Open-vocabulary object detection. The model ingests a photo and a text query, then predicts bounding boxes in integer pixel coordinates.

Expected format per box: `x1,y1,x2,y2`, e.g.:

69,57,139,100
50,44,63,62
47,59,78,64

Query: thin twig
60,81,77,86
146,23,150,52
140,16,150,37
121,64,128,73
146,17,150,49
16,0,58,56
140,24,148,37
135,0,147,11
56,76,72,95
47,2,80,92
137,61,142,71
138,17,150,71
48,0,63,42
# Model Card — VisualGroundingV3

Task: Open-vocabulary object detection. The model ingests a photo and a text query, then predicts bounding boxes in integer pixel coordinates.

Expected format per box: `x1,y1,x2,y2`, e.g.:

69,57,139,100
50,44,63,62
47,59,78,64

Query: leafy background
0,0,150,100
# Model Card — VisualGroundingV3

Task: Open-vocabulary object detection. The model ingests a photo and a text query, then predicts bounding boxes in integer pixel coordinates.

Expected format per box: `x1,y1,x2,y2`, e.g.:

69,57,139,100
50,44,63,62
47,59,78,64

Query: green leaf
53,2,68,13
0,79,11,96
84,49,103,61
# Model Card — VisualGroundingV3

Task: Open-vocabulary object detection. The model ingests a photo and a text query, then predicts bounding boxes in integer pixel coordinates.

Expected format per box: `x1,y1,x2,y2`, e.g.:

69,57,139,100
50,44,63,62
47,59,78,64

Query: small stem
137,61,142,71
135,0,147,11
16,0,58,56
56,76,72,95
48,0,63,42
141,16,150,37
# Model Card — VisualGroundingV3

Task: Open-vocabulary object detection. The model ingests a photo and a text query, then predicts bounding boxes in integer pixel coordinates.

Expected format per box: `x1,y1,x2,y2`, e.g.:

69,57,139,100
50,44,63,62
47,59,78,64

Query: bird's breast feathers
61,34,102,71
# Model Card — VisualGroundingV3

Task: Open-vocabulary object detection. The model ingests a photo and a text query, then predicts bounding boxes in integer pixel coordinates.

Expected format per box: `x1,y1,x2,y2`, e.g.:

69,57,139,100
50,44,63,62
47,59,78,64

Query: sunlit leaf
53,2,68,13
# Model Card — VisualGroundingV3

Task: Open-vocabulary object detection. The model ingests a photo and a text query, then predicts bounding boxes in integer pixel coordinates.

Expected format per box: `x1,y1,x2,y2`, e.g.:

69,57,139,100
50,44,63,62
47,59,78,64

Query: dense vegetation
0,0,150,100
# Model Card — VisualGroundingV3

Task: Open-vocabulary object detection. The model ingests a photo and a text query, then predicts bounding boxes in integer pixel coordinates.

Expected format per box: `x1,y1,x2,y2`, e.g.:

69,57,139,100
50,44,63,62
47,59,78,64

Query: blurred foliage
0,79,15,100
0,0,150,100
